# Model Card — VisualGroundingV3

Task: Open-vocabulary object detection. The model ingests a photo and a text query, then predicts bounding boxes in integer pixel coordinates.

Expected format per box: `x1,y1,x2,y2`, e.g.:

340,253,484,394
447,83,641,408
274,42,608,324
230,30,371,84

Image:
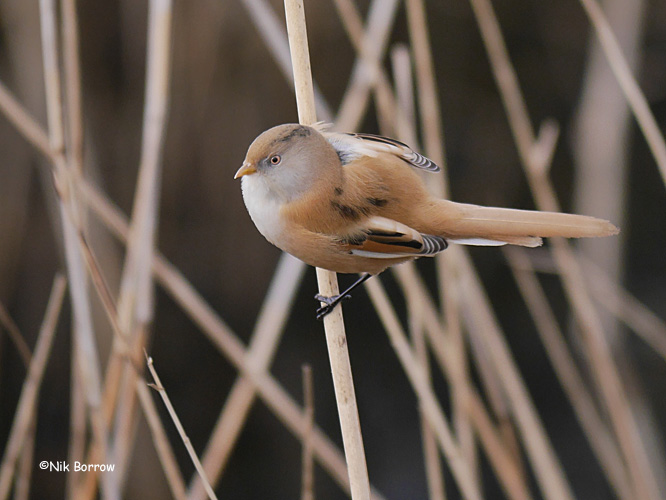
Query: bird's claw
315,293,352,320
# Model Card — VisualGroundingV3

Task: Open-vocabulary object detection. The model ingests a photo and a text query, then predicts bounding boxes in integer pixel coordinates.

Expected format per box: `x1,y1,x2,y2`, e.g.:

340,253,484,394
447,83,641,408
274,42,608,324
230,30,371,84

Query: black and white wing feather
315,123,440,172
349,133,439,172
341,216,448,259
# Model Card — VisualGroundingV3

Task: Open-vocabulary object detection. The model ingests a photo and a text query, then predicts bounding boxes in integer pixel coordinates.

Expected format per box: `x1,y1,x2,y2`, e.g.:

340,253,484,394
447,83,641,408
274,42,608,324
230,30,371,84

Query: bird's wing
340,216,447,259
347,133,440,172
315,123,440,172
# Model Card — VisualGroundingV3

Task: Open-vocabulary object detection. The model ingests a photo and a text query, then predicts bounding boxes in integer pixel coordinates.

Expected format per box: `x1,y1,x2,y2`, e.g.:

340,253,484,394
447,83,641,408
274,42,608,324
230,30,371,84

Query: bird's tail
433,201,619,247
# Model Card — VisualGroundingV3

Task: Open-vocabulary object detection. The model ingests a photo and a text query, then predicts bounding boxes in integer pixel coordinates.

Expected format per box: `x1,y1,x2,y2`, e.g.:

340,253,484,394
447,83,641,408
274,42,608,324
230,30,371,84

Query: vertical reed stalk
284,1,370,498
577,0,666,187
111,0,173,485
301,365,315,500
38,0,117,497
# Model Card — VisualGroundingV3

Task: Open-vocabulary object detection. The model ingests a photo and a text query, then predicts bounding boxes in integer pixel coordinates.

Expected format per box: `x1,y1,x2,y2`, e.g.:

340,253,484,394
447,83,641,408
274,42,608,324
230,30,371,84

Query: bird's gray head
235,124,341,202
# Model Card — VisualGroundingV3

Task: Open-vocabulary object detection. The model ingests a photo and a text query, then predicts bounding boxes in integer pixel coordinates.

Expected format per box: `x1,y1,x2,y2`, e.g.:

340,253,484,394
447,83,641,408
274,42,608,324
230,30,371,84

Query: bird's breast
241,176,286,247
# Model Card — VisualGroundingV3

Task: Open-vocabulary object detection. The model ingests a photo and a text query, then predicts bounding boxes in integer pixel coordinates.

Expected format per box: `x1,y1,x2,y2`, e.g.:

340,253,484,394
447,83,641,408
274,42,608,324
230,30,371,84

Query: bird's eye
270,155,281,165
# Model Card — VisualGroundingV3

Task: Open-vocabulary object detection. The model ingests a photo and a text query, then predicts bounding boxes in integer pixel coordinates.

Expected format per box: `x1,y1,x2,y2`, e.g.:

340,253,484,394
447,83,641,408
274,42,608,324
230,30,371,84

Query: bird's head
235,124,341,202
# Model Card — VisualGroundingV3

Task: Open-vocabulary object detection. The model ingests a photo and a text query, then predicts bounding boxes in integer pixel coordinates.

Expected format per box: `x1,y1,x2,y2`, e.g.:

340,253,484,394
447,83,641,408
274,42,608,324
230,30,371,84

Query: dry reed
469,0,662,497
0,275,66,499
146,356,218,500
285,1,371,499
301,364,315,500
187,253,304,500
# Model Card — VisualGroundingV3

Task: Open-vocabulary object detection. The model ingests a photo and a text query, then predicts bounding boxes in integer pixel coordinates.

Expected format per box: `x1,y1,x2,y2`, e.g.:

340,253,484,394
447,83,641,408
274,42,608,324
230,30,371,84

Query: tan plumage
235,123,618,276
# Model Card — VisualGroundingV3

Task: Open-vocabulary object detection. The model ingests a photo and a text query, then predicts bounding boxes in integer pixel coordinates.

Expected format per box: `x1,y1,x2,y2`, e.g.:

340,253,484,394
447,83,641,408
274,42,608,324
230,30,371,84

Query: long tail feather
437,201,619,247
448,235,543,247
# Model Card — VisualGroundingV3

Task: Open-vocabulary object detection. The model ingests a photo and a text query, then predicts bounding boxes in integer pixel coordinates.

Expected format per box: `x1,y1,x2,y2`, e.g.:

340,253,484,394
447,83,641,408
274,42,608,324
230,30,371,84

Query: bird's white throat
240,175,285,247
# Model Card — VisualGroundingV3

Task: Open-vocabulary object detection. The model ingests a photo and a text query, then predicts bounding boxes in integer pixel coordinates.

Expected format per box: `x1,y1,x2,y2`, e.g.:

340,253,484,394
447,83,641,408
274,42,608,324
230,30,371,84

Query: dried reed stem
505,248,633,500
391,50,446,500
285,1,370,499
0,301,32,367
0,274,66,500
0,76,384,497
313,127,368,496
572,0,644,340
517,250,666,364
118,0,172,332
404,4,481,487
135,380,188,500
465,393,533,500
67,351,87,500
112,0,173,483
64,224,195,500
188,254,305,500
38,1,117,497
0,80,53,160
332,0,400,134
13,415,36,500
78,158,527,500
301,365,315,500
334,0,400,134
392,264,532,500
180,18,390,492
405,0,447,187
443,260,478,490
392,265,450,354
63,221,152,499
364,278,483,500
406,295,447,500
584,259,666,362
577,0,666,188
391,44,419,147
469,0,660,496
240,0,333,121
59,4,88,497
146,356,218,500
77,179,386,500
284,0,317,126
458,252,575,500
395,260,487,490
61,0,84,174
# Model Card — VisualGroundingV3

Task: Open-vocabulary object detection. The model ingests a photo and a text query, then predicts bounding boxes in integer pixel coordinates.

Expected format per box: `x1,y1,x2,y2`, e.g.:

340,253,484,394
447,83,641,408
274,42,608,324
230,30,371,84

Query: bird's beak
234,162,257,179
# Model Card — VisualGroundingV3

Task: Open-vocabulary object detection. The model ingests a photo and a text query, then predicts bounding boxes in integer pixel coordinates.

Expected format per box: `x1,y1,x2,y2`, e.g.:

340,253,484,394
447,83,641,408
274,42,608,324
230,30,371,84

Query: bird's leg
315,273,373,320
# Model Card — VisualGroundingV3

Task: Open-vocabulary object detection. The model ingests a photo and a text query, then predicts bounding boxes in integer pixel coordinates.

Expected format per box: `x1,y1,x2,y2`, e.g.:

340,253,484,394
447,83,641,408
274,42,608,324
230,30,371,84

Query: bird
235,123,619,319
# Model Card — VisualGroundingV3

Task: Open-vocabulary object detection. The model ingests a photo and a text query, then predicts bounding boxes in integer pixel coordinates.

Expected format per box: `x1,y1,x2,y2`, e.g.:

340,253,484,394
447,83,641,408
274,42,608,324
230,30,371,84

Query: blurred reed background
0,0,665,499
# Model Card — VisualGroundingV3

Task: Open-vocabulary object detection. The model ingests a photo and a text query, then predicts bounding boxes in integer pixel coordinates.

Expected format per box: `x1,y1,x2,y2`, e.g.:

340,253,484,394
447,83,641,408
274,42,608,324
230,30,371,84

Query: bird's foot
314,293,352,320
